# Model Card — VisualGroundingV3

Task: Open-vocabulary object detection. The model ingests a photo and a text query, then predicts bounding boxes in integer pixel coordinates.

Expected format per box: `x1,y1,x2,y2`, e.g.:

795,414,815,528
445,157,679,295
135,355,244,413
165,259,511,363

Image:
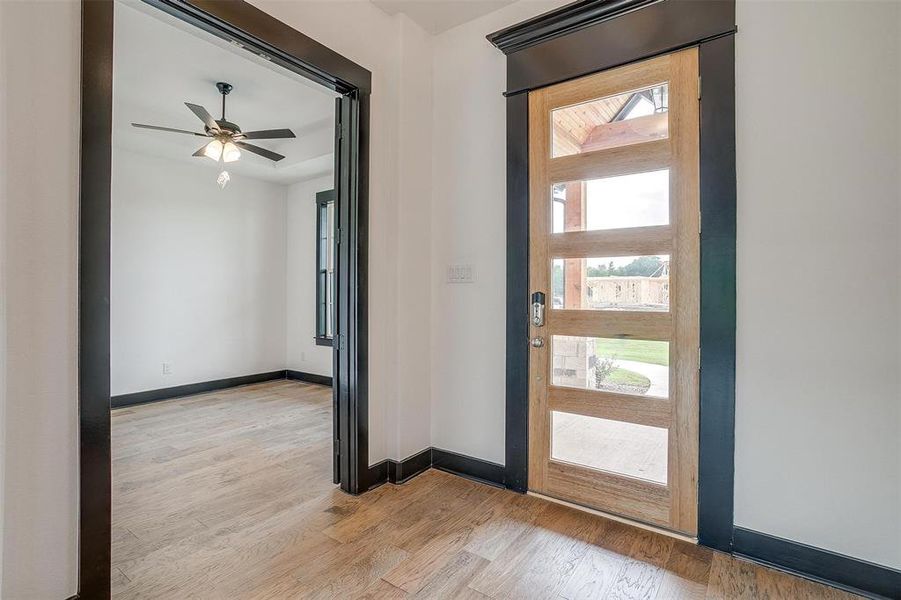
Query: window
550,82,669,158
315,189,335,346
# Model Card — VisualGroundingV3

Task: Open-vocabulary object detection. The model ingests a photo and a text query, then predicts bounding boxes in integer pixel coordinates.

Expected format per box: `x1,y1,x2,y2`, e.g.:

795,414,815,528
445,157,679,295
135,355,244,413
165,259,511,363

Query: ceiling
113,1,338,186
372,0,518,34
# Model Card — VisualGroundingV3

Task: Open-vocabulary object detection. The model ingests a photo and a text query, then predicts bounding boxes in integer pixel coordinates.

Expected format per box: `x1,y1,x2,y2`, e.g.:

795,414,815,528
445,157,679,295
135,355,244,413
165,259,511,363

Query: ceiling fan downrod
216,81,233,121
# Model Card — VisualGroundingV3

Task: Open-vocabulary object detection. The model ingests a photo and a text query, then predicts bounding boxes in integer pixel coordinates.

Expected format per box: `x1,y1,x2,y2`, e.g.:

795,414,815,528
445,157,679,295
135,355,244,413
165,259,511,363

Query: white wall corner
392,13,434,461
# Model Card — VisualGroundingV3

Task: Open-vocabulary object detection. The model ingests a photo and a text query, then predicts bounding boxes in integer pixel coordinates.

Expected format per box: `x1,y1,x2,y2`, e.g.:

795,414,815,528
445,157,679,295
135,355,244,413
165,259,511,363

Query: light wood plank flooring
112,380,857,599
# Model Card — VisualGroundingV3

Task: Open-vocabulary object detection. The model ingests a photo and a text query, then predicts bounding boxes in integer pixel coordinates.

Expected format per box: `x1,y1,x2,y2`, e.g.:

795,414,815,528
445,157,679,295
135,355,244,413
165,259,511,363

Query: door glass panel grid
528,48,699,534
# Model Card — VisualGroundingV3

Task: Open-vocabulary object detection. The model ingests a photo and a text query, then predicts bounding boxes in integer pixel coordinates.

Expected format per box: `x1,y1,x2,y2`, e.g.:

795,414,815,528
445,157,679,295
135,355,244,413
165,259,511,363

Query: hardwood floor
112,380,857,599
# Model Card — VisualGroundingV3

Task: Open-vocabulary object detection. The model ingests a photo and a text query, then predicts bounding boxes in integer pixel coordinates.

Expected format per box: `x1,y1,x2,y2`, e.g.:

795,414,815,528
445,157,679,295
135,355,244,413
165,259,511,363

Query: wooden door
528,48,700,534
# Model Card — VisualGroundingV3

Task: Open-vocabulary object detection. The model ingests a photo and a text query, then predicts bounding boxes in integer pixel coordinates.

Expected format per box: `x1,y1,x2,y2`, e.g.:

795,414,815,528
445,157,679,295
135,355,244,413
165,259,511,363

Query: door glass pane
551,335,669,398
551,411,667,484
552,255,669,312
551,170,669,234
552,83,668,158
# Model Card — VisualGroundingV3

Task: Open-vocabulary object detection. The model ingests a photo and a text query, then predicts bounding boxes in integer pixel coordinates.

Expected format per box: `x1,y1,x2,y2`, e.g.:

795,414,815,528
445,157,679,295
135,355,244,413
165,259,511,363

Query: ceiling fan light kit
202,139,223,161
131,81,296,187
222,141,241,163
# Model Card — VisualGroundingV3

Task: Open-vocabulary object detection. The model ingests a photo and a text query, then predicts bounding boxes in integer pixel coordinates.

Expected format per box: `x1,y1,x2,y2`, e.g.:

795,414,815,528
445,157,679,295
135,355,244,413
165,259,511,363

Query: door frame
488,0,736,550
79,1,372,597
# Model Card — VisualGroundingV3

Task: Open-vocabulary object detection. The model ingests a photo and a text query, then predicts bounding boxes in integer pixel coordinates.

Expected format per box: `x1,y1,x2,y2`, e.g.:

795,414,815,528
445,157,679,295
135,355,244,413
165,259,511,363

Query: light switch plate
446,264,474,284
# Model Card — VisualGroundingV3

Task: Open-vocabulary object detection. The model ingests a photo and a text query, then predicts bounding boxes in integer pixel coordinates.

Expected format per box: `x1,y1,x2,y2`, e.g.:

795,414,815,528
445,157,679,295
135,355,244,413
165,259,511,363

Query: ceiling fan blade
240,128,296,140
235,141,285,162
185,103,219,131
132,123,208,137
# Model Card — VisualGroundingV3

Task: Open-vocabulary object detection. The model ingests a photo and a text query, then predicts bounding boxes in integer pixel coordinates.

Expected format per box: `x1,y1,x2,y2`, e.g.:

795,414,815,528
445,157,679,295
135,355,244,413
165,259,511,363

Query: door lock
531,291,546,327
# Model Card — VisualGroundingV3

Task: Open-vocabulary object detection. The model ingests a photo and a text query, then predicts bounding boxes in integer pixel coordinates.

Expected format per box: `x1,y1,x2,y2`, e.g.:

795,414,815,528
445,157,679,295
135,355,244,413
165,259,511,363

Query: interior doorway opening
107,3,340,593
78,0,372,596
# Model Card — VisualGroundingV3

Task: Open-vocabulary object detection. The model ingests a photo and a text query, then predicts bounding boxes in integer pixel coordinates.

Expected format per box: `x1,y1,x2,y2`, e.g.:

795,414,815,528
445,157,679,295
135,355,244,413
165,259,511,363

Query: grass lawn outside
605,368,651,388
595,338,669,366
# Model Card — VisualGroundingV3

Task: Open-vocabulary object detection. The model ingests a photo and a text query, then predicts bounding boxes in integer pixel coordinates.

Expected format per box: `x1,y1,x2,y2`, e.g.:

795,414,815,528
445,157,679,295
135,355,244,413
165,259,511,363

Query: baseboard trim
362,461,389,493
431,448,505,488
286,369,333,387
367,447,506,490
732,527,901,599
111,370,289,408
387,448,433,484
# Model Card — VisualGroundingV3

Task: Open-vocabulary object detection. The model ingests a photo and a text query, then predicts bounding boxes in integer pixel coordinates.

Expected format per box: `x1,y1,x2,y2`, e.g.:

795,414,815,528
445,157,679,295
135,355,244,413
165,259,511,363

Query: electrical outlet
162,362,172,375
446,264,475,284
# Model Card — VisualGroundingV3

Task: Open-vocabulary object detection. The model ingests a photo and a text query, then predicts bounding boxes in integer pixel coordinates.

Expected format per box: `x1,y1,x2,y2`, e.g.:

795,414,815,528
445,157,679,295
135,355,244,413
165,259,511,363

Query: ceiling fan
131,82,295,164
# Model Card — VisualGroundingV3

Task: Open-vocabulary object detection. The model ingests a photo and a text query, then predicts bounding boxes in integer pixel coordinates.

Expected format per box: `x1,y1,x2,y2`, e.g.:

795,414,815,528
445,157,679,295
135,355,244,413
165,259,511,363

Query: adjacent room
108,2,338,590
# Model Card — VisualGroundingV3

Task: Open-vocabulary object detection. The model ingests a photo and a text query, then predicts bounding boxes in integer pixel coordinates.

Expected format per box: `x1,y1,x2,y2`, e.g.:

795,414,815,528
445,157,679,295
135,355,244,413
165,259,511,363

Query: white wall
733,0,901,569
286,175,334,377
1,5,7,592
429,0,570,464
392,16,434,461
0,1,80,597
111,148,289,395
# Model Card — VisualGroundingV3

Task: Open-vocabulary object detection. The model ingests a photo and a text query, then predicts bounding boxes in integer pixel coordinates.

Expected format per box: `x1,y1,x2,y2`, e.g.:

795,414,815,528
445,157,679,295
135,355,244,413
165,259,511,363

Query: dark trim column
78,1,114,596
504,92,530,493
697,34,737,552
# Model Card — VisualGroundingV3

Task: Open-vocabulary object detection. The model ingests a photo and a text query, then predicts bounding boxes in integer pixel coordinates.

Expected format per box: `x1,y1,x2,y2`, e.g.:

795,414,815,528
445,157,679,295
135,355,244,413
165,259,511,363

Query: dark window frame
315,189,335,347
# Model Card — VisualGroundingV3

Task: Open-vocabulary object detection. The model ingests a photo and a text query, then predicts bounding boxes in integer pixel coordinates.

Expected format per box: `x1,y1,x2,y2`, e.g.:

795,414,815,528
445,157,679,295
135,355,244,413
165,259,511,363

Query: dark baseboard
365,461,389,492
111,370,287,408
367,448,432,488
733,527,901,600
432,448,505,488
111,369,334,409
286,369,333,387
367,447,506,490
387,448,433,484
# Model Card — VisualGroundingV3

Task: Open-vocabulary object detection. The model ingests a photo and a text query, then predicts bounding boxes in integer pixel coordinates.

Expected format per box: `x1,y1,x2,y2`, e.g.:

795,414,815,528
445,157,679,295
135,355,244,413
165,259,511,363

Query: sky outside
553,168,669,268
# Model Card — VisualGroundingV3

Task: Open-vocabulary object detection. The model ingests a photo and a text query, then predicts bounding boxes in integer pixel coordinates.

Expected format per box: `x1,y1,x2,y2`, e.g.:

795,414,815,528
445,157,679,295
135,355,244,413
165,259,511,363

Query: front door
528,48,700,534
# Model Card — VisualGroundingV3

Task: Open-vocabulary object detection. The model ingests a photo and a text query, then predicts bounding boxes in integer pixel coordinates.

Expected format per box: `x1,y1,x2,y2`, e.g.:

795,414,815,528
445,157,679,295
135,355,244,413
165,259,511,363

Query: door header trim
487,0,662,55
487,0,735,96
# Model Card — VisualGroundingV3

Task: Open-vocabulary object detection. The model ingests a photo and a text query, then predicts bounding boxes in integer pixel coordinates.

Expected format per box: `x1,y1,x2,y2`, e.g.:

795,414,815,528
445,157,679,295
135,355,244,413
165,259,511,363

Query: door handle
530,336,545,348
531,291,546,327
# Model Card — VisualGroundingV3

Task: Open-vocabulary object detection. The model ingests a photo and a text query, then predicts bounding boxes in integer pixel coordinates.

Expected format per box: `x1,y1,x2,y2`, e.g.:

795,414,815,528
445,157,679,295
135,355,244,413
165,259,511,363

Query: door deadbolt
531,291,546,327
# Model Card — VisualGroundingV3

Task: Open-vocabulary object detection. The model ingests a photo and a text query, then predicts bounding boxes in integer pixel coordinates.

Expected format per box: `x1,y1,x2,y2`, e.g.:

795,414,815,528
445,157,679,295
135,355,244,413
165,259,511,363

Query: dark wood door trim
78,1,371,597
79,3,114,596
489,0,735,96
490,0,737,551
